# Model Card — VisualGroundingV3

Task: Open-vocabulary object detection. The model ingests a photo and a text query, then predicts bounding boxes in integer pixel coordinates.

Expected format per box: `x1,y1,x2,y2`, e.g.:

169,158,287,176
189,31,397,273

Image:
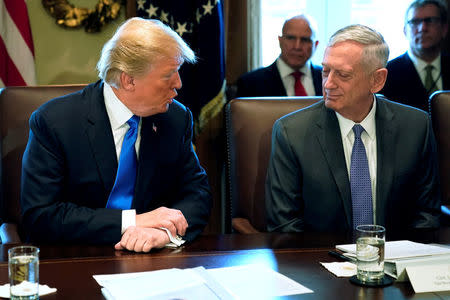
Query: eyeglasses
407,17,442,27
282,35,313,44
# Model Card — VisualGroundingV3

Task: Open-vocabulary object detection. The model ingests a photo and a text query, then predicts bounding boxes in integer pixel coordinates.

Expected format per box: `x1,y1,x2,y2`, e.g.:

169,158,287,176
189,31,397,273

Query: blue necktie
350,124,373,228
106,115,139,209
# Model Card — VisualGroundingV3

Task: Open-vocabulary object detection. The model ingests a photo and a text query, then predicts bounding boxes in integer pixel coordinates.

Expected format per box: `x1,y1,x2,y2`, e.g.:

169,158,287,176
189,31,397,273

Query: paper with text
407,264,450,293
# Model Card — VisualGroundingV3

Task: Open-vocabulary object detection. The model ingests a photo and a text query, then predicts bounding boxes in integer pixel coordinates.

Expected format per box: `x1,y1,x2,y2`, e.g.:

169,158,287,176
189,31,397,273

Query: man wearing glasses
235,14,323,97
381,0,449,112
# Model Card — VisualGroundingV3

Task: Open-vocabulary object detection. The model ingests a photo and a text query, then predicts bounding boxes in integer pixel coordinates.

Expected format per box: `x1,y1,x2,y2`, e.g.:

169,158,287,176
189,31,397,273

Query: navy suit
266,96,441,234
236,61,323,97
381,52,450,112
21,81,212,244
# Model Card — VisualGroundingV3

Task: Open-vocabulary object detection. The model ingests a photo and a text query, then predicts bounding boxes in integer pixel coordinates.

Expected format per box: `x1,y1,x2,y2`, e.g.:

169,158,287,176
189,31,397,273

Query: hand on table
115,226,170,252
136,206,188,237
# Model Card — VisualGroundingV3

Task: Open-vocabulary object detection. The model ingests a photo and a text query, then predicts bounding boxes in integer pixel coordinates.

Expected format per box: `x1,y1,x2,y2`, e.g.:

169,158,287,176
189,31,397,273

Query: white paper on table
320,262,357,277
406,264,450,293
206,264,313,299
94,268,214,300
94,264,313,300
0,283,57,298
336,240,450,260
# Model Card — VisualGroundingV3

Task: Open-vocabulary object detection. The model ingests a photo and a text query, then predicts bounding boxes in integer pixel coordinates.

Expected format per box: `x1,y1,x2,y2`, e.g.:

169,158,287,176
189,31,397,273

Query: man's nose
173,72,182,90
323,72,336,89
416,20,429,31
293,38,302,48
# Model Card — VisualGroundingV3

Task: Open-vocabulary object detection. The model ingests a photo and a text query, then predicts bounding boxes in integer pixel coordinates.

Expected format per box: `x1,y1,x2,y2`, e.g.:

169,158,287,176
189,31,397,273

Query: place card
406,264,450,293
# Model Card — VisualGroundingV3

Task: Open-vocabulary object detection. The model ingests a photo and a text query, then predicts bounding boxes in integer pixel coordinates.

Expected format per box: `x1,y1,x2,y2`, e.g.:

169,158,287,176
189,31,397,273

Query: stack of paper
336,240,450,282
93,264,313,300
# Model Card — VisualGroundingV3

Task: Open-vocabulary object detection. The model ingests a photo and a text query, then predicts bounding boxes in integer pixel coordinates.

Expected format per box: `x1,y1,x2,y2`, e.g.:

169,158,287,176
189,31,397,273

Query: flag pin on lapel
152,123,157,133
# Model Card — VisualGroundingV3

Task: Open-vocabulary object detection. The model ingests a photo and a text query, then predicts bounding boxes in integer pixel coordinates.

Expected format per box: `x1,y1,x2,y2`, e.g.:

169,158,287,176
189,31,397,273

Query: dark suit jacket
235,60,323,97
381,52,450,112
20,81,212,244
265,96,441,234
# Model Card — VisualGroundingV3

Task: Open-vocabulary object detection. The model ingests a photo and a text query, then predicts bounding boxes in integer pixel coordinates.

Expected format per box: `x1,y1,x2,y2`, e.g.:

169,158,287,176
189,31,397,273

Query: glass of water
8,246,39,300
355,225,385,283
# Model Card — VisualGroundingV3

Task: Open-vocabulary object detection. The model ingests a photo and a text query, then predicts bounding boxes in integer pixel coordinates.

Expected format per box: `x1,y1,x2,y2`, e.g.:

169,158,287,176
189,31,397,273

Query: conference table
0,228,449,299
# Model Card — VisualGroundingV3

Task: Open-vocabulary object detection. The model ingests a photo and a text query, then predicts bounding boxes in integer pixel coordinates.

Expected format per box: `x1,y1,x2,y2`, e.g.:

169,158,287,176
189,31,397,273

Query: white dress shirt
335,96,377,223
104,82,142,234
407,50,443,91
276,57,317,96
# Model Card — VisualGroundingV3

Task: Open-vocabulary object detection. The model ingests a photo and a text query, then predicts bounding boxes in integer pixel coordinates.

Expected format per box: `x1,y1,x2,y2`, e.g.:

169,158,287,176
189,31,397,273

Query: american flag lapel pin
152,123,157,133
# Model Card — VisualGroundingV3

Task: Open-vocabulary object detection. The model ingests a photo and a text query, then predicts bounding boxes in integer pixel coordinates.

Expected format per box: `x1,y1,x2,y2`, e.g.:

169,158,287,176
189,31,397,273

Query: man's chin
324,98,338,111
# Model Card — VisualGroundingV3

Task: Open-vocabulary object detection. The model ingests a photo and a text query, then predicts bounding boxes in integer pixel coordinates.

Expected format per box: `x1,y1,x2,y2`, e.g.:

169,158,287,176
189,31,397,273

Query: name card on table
406,264,450,293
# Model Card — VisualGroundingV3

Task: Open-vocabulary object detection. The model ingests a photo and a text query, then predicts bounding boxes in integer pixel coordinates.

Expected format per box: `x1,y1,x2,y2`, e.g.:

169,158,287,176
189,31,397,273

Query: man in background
21,18,212,252
236,14,322,97
266,24,440,234
381,0,449,112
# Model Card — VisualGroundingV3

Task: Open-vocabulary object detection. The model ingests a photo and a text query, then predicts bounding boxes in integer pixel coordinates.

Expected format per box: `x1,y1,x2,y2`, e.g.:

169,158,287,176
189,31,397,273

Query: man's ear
370,68,388,94
120,72,135,91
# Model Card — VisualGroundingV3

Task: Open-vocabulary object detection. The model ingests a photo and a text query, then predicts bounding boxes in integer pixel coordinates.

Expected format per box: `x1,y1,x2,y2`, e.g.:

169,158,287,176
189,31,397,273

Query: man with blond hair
266,24,441,234
21,18,212,252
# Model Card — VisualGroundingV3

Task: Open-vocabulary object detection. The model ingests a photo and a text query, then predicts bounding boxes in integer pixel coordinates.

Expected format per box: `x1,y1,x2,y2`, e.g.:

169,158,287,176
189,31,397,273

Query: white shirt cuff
121,209,136,234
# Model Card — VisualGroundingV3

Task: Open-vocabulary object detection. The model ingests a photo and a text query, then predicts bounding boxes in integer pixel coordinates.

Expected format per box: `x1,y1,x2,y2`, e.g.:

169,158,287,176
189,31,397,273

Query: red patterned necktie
291,71,307,96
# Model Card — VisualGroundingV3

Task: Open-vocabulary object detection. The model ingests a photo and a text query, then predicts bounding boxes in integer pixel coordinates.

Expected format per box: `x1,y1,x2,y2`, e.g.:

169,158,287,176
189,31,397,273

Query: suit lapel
315,105,353,227
310,64,323,96
269,62,288,96
441,52,450,90
133,116,160,211
374,97,395,226
84,82,118,197
403,54,430,109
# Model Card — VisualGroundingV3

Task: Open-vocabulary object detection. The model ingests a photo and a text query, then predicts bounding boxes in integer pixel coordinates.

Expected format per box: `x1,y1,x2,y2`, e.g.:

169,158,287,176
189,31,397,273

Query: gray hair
405,0,448,24
327,24,389,72
97,17,196,88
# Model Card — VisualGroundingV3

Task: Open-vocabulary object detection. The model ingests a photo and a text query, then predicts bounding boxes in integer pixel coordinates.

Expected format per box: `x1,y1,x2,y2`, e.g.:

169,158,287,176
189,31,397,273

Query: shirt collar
336,94,377,141
407,50,441,71
276,56,312,79
103,82,134,130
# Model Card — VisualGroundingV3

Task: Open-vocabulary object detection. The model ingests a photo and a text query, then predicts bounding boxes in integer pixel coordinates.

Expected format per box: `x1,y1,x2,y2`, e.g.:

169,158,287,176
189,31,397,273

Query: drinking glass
8,246,39,300
355,225,385,283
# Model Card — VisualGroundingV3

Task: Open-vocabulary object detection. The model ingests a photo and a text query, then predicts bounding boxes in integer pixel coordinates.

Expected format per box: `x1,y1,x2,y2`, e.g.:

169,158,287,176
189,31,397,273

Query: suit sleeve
265,119,305,232
20,110,122,244
171,108,212,241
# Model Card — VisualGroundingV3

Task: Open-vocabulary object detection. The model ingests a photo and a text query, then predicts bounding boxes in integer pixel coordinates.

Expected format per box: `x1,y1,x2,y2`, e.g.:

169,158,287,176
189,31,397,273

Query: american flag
0,0,36,87
137,0,225,135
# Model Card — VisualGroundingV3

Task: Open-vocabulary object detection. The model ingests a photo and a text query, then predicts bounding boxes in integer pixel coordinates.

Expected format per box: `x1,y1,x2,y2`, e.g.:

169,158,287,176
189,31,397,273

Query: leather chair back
430,90,450,219
225,97,321,233
0,85,86,243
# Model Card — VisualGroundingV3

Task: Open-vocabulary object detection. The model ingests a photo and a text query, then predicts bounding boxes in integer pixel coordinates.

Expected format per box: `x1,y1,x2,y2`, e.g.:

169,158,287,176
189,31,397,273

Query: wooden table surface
0,228,448,299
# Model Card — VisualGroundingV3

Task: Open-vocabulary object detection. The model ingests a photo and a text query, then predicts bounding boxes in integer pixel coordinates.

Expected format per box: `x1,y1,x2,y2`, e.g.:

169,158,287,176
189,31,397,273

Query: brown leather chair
430,90,450,223
225,97,321,233
0,85,86,243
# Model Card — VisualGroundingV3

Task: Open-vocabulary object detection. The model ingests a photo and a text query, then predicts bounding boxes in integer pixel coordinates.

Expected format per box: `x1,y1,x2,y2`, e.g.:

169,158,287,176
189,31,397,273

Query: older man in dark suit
381,0,449,112
236,14,322,97
21,18,211,252
266,25,441,235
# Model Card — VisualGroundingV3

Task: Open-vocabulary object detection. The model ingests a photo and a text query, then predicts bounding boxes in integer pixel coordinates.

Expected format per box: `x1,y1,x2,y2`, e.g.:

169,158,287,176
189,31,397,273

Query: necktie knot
291,71,303,80
127,115,139,130
352,124,364,139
